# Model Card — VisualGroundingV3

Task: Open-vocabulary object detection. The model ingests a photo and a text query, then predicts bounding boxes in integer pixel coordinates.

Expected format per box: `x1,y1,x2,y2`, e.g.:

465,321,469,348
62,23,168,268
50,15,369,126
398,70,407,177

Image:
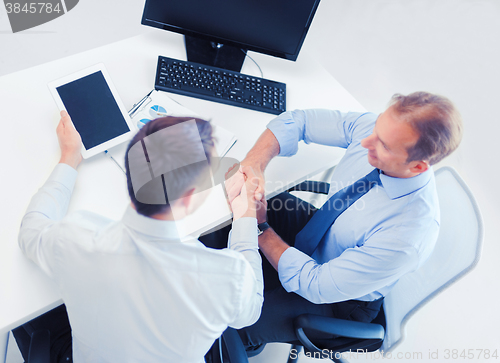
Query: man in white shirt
14,112,263,363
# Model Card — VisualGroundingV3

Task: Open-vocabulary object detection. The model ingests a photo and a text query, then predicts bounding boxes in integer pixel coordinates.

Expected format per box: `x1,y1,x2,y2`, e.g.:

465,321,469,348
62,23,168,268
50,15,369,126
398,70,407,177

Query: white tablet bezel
48,63,136,159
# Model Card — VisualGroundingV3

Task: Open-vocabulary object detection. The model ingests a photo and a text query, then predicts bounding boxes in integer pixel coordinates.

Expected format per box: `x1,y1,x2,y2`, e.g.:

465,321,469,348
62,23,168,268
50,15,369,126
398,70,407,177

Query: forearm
228,217,264,327
229,218,262,281
19,163,77,274
257,227,289,270
277,241,419,304
242,129,280,171
21,164,77,222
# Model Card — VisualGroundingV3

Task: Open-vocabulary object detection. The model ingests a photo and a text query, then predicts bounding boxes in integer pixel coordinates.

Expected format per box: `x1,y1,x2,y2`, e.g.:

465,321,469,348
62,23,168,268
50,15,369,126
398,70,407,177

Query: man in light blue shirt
226,92,463,351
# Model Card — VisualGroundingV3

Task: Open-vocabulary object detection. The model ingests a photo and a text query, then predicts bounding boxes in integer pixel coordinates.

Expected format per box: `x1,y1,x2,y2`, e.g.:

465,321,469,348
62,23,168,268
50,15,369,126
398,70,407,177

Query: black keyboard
154,56,286,115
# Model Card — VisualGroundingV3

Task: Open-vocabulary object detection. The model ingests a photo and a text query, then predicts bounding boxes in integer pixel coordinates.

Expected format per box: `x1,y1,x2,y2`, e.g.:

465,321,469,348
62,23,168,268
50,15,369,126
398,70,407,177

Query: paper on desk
212,124,237,158
108,90,237,172
131,89,204,120
130,90,237,157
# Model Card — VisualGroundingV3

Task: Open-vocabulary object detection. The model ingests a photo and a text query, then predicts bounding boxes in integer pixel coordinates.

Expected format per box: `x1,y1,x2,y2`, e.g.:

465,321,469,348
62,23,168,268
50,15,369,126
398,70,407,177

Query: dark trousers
199,192,383,350
12,304,73,363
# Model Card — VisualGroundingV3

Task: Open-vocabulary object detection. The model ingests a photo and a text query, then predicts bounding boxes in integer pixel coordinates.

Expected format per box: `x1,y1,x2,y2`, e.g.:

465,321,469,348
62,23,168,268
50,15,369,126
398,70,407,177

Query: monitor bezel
141,0,321,62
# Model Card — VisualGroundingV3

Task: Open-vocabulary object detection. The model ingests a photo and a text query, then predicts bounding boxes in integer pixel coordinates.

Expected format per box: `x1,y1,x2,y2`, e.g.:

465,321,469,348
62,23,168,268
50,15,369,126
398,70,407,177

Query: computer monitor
141,0,321,73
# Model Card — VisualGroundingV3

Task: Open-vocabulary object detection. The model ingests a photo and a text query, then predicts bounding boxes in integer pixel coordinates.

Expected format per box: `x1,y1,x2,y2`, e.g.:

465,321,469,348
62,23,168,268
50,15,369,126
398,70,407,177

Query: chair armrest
27,330,50,363
222,328,248,363
293,314,384,354
287,181,330,195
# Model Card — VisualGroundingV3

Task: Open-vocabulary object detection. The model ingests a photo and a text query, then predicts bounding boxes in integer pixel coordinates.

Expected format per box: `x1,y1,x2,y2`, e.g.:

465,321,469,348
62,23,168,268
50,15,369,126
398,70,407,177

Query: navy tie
294,168,381,256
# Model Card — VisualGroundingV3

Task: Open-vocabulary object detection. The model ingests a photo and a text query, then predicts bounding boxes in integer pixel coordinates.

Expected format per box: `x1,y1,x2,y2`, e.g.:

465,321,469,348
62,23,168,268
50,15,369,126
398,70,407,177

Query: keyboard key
155,55,286,115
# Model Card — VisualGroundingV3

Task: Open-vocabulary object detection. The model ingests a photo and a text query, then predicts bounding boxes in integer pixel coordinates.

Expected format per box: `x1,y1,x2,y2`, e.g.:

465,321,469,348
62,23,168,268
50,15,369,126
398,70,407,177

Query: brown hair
389,92,463,165
125,116,214,217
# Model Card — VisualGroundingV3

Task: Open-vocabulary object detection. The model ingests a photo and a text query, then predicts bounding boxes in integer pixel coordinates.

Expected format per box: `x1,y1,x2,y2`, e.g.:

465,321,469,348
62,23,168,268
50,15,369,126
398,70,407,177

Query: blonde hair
389,92,463,165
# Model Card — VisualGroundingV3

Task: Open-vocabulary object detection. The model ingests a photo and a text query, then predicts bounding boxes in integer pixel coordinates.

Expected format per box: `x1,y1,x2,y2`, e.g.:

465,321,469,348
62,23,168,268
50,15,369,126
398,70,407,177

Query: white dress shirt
267,109,439,303
18,163,263,363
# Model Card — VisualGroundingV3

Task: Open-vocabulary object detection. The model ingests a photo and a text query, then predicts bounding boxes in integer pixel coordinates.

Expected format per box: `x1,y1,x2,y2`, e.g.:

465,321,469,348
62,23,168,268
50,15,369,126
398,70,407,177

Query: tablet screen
56,71,131,150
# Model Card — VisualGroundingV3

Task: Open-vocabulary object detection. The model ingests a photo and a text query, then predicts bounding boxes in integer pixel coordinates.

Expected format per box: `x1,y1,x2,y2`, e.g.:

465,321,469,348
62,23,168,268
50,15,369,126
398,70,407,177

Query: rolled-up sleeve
278,233,421,304
266,109,374,157
228,217,264,328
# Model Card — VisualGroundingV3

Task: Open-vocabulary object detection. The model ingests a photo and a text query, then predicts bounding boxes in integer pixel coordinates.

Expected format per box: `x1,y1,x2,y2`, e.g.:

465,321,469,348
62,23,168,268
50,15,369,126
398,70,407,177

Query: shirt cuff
266,110,303,157
228,217,258,252
277,246,313,292
50,163,78,193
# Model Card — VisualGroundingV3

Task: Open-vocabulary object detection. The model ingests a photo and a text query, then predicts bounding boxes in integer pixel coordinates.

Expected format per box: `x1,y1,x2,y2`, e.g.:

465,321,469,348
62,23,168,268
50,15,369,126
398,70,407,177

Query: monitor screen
142,0,320,62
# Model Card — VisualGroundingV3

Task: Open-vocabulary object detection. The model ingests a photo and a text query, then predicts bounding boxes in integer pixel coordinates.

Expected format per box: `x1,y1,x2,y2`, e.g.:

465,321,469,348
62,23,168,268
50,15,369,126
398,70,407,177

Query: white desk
0,30,365,351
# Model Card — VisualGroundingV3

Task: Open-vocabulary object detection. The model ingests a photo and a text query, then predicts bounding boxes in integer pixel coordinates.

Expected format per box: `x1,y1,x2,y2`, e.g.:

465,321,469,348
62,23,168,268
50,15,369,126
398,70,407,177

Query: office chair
1,334,7,363
9,304,72,363
7,326,50,363
12,325,246,363
278,166,483,363
206,328,249,363
12,325,245,363
12,326,245,363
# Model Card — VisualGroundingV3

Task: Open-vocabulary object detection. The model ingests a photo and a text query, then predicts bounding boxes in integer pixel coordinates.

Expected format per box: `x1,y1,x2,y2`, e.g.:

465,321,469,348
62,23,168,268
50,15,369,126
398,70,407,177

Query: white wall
2,1,499,362
301,1,500,361
0,0,147,75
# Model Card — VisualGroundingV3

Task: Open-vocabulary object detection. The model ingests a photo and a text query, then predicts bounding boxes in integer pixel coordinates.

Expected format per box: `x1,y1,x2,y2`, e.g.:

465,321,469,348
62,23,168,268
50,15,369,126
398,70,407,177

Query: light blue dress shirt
267,109,440,304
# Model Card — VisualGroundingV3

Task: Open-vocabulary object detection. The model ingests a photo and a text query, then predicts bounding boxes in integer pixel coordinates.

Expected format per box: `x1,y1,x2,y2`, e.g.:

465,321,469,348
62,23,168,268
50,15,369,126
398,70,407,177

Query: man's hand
244,162,265,200
226,166,262,220
224,163,245,204
56,110,82,170
256,196,268,224
224,163,264,203
245,162,266,223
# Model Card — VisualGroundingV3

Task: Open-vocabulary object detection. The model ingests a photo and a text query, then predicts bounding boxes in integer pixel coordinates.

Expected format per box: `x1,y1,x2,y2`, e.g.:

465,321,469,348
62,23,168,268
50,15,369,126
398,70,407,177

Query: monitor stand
184,35,247,73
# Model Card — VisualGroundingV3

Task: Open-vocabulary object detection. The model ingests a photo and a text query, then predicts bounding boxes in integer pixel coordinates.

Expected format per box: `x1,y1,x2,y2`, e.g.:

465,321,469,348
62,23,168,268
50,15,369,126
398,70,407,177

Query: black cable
241,49,264,78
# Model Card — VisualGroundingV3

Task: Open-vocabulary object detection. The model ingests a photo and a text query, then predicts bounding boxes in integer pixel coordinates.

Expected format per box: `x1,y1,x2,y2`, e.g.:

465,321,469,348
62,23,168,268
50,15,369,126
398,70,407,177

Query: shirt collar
379,167,433,199
121,205,182,240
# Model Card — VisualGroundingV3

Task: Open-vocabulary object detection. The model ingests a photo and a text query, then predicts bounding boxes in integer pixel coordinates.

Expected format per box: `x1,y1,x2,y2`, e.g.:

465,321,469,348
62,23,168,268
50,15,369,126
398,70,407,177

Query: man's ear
409,160,429,174
176,188,196,211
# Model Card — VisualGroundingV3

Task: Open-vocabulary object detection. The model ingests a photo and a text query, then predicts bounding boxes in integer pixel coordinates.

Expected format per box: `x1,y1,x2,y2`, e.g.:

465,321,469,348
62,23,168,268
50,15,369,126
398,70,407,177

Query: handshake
224,164,267,223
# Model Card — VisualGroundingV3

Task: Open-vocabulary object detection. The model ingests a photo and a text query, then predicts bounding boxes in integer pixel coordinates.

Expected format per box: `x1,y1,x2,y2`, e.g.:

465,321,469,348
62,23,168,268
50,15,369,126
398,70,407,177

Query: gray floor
2,1,499,362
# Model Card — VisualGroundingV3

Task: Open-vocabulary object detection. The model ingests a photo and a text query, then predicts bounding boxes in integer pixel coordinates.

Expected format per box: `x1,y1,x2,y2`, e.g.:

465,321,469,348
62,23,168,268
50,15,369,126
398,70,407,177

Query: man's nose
361,135,373,149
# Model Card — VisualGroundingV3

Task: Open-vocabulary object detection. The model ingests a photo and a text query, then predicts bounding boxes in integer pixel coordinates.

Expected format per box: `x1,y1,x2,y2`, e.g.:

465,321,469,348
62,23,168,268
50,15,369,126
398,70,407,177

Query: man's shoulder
51,210,117,250
57,210,114,235
409,170,439,210
346,111,378,141
391,179,439,221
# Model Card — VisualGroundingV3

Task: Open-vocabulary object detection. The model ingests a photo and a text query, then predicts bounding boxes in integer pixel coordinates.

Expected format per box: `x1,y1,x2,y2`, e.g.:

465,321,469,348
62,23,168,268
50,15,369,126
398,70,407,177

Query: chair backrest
381,166,483,352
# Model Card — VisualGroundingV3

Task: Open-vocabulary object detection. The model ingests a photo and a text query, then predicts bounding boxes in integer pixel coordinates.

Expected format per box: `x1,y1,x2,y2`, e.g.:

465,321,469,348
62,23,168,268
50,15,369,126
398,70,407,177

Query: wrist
257,221,271,236
241,157,265,173
59,154,81,170
240,207,257,219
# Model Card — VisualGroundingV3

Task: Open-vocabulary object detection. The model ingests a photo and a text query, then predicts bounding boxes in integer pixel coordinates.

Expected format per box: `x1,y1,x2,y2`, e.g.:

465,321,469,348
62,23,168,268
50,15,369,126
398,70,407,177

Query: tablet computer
48,64,136,159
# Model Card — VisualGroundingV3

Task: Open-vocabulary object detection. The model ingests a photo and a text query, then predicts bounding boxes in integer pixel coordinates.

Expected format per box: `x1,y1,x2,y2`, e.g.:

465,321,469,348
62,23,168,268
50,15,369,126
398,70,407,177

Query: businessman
15,112,263,363
221,91,463,351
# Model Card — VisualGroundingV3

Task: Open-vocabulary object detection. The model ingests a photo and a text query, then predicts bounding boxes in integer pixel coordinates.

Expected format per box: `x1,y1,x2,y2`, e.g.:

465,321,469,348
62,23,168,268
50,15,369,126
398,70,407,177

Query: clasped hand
224,164,267,222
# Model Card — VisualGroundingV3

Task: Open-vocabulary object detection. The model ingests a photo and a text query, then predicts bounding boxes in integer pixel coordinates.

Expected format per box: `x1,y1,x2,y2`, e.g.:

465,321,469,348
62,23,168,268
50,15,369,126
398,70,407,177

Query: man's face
360,107,421,178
